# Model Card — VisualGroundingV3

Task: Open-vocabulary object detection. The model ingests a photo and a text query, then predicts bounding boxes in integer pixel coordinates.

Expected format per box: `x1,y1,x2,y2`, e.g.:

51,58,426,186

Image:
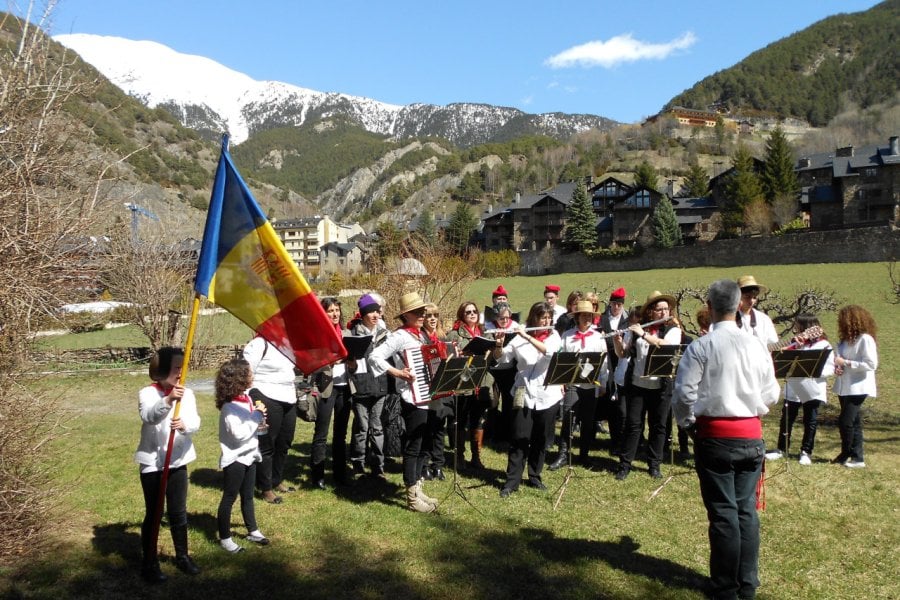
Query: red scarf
453,321,481,338
402,326,424,342
533,329,552,342
423,329,439,345
151,382,173,395
573,329,593,349
232,393,254,410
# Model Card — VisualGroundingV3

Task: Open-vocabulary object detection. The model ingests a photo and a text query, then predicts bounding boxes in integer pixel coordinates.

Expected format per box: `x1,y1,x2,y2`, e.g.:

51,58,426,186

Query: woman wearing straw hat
548,300,606,471
612,291,681,480
368,292,440,513
736,275,778,347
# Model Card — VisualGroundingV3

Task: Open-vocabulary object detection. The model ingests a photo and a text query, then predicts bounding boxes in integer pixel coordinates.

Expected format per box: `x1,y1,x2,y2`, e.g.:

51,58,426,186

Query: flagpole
148,294,203,554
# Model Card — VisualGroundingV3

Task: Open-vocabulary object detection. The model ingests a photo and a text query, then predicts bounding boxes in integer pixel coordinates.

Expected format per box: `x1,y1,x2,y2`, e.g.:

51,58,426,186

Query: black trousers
557,387,600,459
310,385,352,480
401,402,431,487
620,385,668,470
217,461,258,539
140,465,188,562
250,391,297,491
504,402,558,490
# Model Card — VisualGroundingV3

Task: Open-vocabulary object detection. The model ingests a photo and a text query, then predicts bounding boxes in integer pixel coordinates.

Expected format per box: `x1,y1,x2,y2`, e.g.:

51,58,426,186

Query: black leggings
140,466,188,558
217,461,258,539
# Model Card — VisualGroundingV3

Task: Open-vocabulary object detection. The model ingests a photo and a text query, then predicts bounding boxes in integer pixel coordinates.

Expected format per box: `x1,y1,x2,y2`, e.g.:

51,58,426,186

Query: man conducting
672,279,779,600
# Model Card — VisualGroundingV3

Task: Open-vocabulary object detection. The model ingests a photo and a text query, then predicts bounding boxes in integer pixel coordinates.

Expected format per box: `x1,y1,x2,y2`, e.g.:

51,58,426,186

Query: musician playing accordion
368,292,441,514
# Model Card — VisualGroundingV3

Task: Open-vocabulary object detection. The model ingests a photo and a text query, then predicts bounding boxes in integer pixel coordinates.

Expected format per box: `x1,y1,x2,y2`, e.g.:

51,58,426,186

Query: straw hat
569,300,601,317
737,275,768,294
395,292,429,318
643,290,677,311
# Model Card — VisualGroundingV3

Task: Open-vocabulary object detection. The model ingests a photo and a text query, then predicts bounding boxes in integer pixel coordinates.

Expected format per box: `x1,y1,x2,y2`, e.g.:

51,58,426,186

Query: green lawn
4,262,898,599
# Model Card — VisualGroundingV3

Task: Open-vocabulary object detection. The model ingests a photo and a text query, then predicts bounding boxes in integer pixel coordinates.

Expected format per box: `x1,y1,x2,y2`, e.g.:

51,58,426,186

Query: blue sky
48,0,883,124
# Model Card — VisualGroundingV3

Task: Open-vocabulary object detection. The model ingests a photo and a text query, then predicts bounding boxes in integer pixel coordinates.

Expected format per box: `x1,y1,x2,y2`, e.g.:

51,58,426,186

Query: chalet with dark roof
481,182,579,251
797,136,900,229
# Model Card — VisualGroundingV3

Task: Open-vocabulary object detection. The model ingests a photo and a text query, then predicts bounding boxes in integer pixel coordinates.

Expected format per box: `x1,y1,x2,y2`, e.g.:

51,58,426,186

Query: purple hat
358,293,381,314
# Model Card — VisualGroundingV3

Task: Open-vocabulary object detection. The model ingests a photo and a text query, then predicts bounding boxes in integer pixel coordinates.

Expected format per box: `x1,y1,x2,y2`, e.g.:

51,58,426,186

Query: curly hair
214,358,253,409
837,305,877,343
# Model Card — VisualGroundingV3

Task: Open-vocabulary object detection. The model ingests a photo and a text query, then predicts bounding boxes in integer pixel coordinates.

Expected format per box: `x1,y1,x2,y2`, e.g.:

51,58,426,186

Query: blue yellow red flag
195,135,346,373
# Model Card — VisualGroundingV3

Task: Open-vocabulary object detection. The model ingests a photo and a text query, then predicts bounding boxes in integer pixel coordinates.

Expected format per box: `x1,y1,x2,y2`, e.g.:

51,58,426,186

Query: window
626,190,651,208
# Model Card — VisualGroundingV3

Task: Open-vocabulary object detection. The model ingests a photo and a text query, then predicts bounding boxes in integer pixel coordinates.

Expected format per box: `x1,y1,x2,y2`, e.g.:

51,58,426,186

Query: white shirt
627,326,683,390
551,304,567,324
784,338,834,403
500,330,564,410
738,308,778,347
672,321,780,428
134,385,200,473
561,326,608,390
487,319,520,369
243,336,297,404
219,399,265,468
833,334,878,397
368,329,435,410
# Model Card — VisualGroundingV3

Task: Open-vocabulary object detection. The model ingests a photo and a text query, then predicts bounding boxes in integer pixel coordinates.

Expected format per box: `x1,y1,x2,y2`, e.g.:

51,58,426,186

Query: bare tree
0,3,109,562
99,225,195,350
888,259,900,305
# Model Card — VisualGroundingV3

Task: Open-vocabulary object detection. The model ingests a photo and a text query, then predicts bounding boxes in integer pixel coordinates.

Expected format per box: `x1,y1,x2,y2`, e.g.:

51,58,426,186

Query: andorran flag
194,135,346,374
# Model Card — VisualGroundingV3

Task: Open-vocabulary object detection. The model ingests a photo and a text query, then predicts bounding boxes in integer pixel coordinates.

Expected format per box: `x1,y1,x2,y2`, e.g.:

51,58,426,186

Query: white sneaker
798,452,811,466
765,450,784,460
844,459,866,469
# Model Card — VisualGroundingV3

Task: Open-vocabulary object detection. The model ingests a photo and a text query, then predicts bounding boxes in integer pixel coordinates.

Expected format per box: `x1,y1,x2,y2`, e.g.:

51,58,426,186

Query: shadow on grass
4,510,709,600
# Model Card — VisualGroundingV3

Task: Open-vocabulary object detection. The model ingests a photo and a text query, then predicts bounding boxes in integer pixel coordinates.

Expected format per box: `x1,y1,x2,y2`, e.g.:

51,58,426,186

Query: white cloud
521,94,534,106
545,31,697,69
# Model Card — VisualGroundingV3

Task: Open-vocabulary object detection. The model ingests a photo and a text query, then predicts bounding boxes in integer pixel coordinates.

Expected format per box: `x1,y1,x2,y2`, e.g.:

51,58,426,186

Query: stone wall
30,345,243,370
527,225,899,274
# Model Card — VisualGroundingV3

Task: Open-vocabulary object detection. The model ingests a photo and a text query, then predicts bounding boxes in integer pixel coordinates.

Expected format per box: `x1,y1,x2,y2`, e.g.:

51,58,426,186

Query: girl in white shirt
135,347,201,583
215,358,270,553
765,314,834,465
493,301,563,497
832,305,879,468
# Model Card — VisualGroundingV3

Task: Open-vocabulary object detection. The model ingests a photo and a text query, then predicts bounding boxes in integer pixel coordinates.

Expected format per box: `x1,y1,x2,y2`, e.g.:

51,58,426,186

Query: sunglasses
464,309,478,315
425,313,439,317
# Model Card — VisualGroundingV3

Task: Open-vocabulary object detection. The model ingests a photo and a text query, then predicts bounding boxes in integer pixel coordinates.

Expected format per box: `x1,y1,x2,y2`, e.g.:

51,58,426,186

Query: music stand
430,356,489,512
642,344,687,378
542,351,606,509
643,345,687,467
770,348,832,461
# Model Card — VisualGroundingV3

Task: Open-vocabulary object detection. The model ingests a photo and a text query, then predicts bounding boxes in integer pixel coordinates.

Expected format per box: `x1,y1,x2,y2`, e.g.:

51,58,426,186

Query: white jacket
219,399,265,469
134,384,200,473
833,334,878,397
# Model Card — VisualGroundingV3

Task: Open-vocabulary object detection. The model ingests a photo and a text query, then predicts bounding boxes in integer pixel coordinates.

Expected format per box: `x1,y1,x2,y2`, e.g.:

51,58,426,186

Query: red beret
492,285,508,297
610,287,626,301
544,284,560,294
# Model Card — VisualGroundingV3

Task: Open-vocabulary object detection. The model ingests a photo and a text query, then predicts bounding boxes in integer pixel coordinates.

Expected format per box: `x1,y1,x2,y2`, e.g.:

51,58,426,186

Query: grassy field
4,263,898,599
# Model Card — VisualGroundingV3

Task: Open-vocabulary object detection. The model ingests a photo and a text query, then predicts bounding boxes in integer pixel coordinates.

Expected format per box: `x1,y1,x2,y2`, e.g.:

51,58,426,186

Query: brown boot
416,478,439,507
406,485,436,513
469,429,486,469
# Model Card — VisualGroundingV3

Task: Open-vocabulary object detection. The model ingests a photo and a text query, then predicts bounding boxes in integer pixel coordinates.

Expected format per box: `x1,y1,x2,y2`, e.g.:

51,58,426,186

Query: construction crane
124,202,159,243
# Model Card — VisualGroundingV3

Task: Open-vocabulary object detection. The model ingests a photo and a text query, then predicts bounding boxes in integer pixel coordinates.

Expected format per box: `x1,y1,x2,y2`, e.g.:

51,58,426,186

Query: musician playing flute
494,301,563,498
549,300,606,471
368,292,439,513
612,291,682,481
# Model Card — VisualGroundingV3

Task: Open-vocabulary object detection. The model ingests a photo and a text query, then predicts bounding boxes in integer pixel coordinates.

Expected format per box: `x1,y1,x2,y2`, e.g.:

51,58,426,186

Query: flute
482,325,555,335
595,315,673,339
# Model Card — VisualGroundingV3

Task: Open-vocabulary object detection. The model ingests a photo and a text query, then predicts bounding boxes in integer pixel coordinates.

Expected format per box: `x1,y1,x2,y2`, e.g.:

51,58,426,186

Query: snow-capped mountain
54,33,618,147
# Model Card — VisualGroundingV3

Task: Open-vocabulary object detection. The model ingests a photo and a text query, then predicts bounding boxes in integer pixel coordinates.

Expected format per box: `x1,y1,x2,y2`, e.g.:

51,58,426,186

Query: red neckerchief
423,329,439,345
533,329,552,342
333,322,342,334
453,321,481,338
573,329,593,348
232,393,253,410
402,326,424,342
151,382,173,395
645,326,661,337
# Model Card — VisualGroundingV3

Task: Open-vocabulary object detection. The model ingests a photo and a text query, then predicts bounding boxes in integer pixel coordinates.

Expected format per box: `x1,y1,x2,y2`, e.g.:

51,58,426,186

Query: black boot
141,535,167,583
172,525,201,576
310,461,327,490
548,444,569,471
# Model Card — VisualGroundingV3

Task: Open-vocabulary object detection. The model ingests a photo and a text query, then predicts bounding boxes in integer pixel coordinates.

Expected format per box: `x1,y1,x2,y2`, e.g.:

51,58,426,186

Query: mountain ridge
54,33,619,148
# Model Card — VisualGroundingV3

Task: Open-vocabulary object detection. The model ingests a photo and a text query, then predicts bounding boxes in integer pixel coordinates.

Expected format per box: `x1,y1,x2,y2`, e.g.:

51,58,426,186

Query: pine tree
633,160,659,191
722,144,765,234
415,205,437,247
684,163,709,197
761,125,798,204
445,202,477,254
563,182,597,251
652,197,683,248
